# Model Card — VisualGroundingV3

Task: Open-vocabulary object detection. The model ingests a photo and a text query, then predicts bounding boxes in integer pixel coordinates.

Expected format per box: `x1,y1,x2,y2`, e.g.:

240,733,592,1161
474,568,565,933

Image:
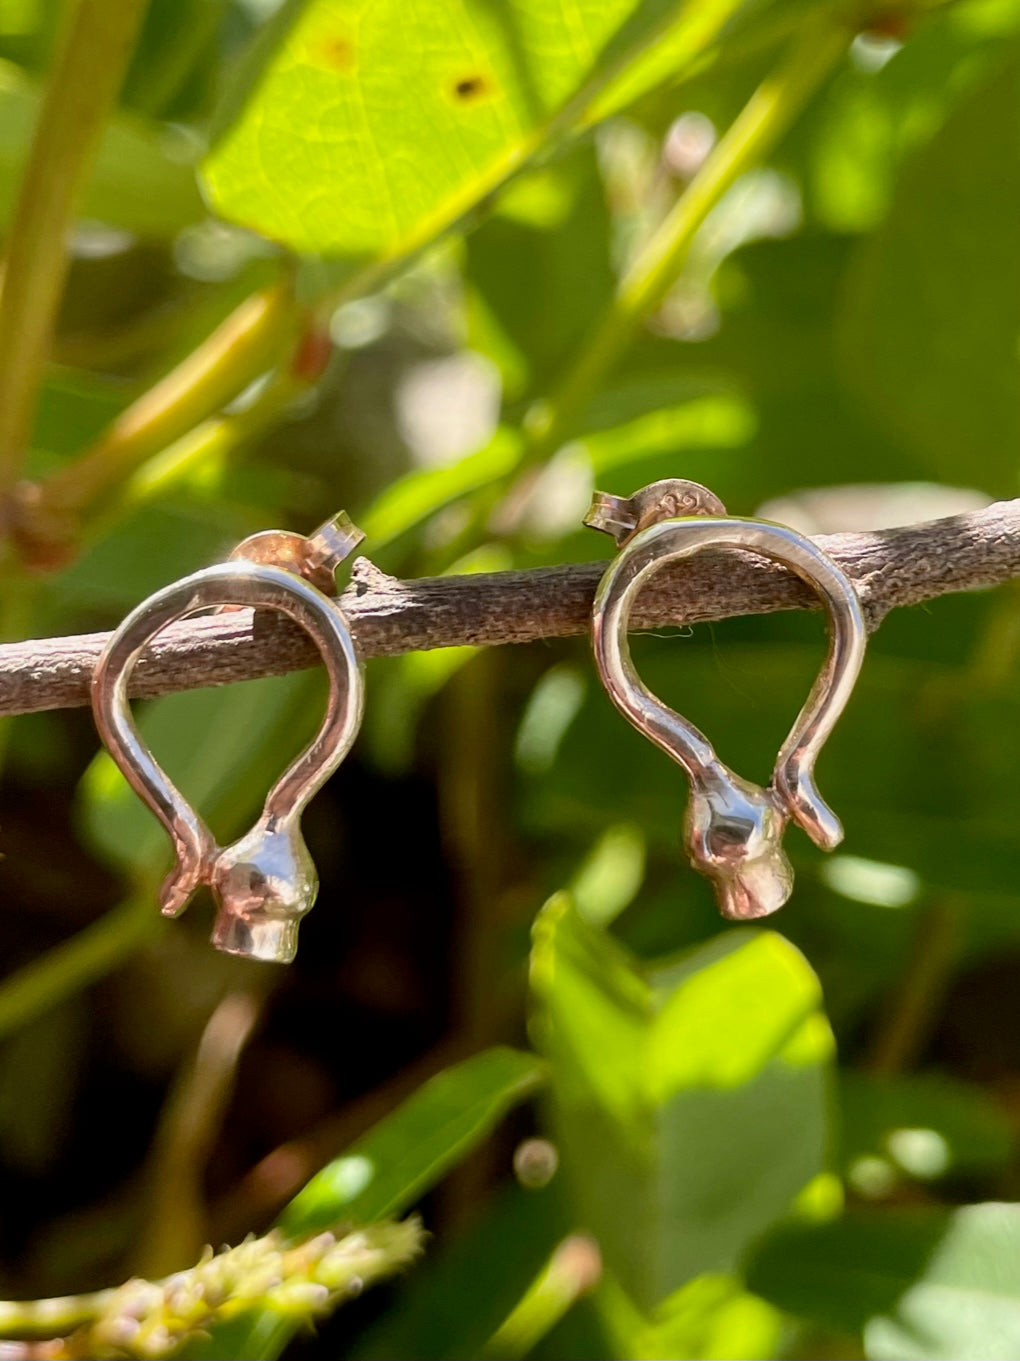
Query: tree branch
2,498,1019,718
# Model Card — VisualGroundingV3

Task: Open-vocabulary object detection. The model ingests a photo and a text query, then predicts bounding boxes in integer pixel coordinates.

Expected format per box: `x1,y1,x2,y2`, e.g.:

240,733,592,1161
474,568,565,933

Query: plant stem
522,6,851,463
0,895,159,1041
43,277,298,517
0,0,150,492
482,1236,602,1360
0,1221,424,1355
867,896,962,1076
12,277,300,568
138,990,264,1277
94,363,305,535
0,1291,111,1337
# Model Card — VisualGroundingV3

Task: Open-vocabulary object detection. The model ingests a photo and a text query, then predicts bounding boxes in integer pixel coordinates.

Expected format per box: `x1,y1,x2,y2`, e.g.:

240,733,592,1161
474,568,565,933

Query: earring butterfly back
585,480,866,921
91,513,366,964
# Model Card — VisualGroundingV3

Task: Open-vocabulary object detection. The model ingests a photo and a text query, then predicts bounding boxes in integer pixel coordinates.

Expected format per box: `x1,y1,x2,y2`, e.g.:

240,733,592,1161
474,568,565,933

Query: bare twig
2,498,1019,718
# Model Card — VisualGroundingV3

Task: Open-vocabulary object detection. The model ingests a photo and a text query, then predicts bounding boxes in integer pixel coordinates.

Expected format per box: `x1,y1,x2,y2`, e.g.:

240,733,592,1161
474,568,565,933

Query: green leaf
596,1270,781,1361
747,1203,1020,1360
279,1046,546,1235
465,145,614,397
838,45,1020,490
359,427,521,548
29,371,126,462
351,1185,569,1361
121,0,231,121
188,1049,544,1361
202,0,762,258
0,58,204,237
802,0,1020,234
529,895,835,1314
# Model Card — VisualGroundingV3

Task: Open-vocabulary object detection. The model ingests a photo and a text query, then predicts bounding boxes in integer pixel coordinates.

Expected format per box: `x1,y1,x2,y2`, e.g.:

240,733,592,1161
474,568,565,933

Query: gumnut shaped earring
90,513,366,964
584,480,867,921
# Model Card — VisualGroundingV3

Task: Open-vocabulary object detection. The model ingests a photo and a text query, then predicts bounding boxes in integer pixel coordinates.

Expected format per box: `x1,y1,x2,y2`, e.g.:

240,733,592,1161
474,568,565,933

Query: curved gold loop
588,495,866,921
91,561,364,963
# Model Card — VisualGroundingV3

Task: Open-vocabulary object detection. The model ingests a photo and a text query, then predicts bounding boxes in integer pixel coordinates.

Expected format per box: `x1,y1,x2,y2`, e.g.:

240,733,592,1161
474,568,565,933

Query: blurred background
2,0,1020,1356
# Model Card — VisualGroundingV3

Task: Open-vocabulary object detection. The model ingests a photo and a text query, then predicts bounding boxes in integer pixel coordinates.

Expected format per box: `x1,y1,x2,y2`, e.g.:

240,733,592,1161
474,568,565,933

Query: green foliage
530,897,835,1320
279,1048,546,1234
2,1,1020,1359
838,1071,1015,1185
839,41,1020,486
748,1203,1020,1360
191,1049,542,1361
201,0,763,259
0,58,204,236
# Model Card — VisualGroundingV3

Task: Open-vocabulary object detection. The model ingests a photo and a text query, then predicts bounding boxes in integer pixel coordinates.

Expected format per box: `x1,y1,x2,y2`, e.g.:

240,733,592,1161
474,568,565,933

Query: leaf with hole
202,0,774,259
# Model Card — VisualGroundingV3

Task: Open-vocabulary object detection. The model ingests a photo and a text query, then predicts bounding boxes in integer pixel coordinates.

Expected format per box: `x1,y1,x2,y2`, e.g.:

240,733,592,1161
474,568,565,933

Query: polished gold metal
585,480,866,921
91,517,365,964
229,511,366,596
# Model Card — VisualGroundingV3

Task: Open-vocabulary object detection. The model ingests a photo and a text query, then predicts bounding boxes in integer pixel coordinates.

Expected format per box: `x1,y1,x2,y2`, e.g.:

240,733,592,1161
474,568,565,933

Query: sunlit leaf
748,1203,1020,1360
187,1049,544,1361
202,0,768,258
529,895,834,1314
803,0,1020,233
597,1270,781,1361
280,1046,546,1234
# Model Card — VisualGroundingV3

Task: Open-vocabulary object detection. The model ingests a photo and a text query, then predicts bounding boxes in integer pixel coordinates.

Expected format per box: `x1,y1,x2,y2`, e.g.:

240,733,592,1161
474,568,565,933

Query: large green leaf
838,44,1020,490
0,58,204,236
747,1203,1020,1360
202,0,767,258
529,896,834,1314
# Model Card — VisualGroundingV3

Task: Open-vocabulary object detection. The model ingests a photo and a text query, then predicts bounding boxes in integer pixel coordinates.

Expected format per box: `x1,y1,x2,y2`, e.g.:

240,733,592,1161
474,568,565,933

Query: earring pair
91,480,866,965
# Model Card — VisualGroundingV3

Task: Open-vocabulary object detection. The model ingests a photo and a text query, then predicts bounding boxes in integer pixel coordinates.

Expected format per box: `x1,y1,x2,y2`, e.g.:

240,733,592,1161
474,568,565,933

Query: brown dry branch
1,498,1019,718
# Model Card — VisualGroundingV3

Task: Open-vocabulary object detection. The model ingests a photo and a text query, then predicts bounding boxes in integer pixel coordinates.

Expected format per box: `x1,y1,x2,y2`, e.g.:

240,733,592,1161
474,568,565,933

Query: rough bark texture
2,498,1019,717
